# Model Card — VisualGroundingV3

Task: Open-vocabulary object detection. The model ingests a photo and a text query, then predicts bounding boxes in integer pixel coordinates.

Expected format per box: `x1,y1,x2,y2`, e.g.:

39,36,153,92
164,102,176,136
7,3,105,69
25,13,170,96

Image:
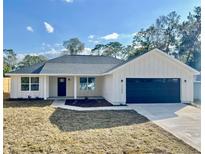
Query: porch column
74,76,77,99
44,76,48,100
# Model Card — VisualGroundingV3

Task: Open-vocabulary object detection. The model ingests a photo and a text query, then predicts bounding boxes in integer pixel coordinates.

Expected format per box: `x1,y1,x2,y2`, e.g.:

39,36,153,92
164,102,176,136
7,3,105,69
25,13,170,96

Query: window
21,77,39,91
31,77,39,91
88,77,95,90
80,77,96,90
21,77,29,91
80,77,87,90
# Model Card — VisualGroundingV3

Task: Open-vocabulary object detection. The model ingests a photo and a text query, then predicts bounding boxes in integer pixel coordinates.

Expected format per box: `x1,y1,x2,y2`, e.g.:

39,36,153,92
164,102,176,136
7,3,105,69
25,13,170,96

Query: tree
102,42,124,58
155,11,180,53
91,44,105,55
3,49,17,70
132,26,156,56
18,55,47,67
63,38,85,55
3,64,11,76
178,7,201,70
124,45,136,60
3,49,17,75
91,42,125,58
131,11,180,59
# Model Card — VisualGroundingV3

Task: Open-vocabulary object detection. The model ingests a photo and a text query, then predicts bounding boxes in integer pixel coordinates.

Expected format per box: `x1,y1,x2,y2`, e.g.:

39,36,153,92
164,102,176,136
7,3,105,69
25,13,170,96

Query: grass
4,100,199,154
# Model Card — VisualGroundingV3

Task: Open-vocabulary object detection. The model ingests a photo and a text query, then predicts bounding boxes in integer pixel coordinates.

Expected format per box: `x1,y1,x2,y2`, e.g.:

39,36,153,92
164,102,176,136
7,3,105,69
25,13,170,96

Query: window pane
21,84,29,91
31,84,39,91
80,77,87,90
88,77,95,90
31,77,39,84
21,77,29,84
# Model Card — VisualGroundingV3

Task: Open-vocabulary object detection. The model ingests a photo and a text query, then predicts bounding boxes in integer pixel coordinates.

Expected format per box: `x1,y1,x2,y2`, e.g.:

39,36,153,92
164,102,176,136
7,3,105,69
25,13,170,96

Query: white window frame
31,77,39,91
79,77,96,91
21,77,30,91
20,77,40,91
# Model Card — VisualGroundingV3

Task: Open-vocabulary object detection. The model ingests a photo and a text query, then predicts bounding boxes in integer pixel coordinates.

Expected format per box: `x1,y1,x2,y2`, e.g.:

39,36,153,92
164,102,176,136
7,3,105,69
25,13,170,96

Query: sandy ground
4,100,199,154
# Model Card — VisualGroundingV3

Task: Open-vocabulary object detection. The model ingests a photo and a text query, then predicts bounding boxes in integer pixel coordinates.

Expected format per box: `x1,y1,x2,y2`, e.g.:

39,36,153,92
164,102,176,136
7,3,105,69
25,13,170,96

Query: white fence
194,81,201,101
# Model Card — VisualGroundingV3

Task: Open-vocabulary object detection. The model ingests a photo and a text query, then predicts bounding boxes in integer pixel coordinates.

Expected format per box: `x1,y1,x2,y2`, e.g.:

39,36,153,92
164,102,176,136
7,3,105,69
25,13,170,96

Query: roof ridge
46,54,124,63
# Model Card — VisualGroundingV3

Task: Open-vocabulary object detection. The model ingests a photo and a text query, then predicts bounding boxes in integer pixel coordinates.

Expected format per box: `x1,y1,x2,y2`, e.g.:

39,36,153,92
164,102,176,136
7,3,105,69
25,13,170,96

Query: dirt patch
65,99,114,107
4,100,199,154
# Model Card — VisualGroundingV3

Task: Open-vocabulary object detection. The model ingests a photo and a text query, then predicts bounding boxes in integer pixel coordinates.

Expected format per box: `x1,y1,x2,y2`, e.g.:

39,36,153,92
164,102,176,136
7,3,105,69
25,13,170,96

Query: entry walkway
51,99,130,111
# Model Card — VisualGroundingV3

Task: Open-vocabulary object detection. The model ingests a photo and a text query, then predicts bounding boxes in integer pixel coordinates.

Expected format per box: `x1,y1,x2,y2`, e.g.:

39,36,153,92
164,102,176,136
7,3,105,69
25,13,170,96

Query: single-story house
6,48,199,105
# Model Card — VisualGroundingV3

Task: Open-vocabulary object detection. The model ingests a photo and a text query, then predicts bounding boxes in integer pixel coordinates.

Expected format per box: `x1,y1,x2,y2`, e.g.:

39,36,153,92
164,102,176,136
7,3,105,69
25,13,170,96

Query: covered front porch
45,76,104,100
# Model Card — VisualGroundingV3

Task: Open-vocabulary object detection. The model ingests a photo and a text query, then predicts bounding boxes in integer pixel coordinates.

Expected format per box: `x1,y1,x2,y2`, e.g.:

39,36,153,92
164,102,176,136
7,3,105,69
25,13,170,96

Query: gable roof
8,55,124,75
105,48,200,75
7,48,199,76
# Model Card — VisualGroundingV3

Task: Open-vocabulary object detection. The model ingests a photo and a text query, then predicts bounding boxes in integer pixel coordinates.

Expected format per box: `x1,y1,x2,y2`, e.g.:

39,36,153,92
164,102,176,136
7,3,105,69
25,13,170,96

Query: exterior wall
101,75,114,104
49,76,102,97
194,81,201,101
111,51,194,104
49,76,74,97
10,75,45,99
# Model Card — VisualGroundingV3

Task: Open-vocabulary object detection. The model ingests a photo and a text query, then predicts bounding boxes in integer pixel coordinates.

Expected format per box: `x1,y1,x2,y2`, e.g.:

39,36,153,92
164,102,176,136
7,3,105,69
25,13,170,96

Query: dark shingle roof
9,55,124,74
9,62,46,74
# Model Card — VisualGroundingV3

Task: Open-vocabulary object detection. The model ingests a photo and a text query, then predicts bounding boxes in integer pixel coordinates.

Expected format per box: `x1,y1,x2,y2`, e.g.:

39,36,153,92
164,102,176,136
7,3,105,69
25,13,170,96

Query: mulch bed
65,99,114,107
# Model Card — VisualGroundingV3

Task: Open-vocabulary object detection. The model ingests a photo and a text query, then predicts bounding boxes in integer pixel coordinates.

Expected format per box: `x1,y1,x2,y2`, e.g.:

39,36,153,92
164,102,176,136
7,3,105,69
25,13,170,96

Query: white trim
44,76,47,100
74,76,77,99
20,77,30,92
79,76,96,91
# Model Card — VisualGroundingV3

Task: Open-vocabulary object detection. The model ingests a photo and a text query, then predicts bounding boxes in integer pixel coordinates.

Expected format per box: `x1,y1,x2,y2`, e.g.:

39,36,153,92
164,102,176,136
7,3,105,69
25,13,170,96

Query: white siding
101,75,114,104
194,81,201,100
49,76,57,97
10,75,44,99
110,51,194,104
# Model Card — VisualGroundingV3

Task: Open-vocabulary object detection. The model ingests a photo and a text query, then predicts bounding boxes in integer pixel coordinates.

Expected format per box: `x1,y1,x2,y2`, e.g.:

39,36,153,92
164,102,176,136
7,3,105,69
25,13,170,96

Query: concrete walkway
128,103,201,152
51,99,131,111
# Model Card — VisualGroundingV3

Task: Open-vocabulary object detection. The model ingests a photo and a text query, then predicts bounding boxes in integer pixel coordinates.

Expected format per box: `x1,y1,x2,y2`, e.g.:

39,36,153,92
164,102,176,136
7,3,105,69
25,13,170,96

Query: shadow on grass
49,108,149,132
3,99,52,108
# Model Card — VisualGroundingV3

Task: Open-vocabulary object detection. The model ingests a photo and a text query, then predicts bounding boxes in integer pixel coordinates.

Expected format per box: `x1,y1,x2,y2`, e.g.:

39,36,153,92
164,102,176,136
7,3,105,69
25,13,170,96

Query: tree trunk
186,50,192,64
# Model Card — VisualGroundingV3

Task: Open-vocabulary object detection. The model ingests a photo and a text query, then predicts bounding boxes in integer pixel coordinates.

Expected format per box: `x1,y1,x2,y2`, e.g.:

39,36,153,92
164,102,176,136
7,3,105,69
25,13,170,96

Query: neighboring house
6,48,199,105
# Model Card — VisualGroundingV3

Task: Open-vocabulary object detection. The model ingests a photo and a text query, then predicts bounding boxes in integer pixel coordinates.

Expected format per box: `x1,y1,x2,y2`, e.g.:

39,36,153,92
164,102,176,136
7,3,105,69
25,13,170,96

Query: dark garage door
126,78,180,103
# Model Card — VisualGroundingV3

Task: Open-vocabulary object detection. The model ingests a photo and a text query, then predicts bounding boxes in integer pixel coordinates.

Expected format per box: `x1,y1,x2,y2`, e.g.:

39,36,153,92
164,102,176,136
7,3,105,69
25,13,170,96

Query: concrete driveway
128,103,201,151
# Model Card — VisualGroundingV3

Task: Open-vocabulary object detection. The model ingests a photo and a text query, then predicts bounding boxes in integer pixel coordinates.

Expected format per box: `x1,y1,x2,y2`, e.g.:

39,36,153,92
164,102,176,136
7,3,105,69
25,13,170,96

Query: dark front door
126,78,180,103
58,77,66,96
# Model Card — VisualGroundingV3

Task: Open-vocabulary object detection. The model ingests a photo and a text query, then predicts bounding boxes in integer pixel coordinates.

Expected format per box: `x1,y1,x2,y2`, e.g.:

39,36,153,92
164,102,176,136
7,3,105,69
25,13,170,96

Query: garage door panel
126,78,180,103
